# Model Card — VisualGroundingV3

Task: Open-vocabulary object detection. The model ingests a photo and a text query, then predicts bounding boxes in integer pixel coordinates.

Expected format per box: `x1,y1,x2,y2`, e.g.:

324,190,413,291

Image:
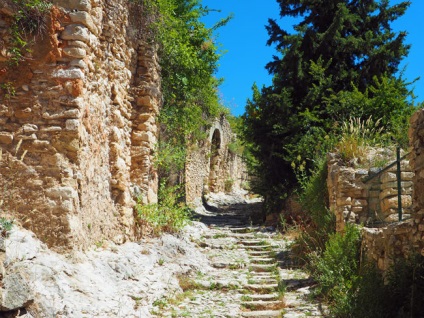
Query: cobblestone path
154,200,326,318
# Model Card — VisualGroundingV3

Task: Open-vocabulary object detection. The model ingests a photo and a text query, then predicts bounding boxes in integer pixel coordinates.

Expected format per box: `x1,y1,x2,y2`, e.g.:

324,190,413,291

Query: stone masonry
327,151,413,233
0,0,160,250
328,108,424,272
327,149,416,271
185,115,248,205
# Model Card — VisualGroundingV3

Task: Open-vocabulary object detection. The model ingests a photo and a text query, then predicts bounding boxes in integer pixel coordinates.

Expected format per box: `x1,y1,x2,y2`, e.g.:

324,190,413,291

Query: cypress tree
243,0,413,210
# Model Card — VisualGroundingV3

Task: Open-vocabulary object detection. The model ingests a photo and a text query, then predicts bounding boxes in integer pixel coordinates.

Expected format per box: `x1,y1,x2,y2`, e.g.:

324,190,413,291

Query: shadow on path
193,198,265,229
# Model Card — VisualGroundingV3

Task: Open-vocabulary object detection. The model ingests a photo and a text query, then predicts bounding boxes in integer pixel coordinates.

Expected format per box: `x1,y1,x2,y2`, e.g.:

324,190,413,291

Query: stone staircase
154,200,325,317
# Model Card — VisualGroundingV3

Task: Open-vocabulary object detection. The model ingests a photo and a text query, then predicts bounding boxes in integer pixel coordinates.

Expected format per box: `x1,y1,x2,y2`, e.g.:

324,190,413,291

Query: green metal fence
363,147,411,223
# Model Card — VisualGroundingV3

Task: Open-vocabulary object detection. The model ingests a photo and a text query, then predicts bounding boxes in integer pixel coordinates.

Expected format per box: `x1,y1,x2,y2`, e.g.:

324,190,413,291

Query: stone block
336,196,351,206
61,25,92,43
69,11,98,35
52,68,85,80
380,187,412,200
380,172,396,183
0,132,13,144
352,199,367,207
55,0,91,11
381,195,412,213
46,186,78,200
65,119,80,131
63,47,87,58
381,181,413,190
22,124,38,133
351,206,364,213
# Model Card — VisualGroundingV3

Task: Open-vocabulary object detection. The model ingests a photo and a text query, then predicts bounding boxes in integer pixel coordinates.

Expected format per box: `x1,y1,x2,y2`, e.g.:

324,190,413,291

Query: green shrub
350,255,424,318
136,182,191,235
290,158,336,263
309,224,361,316
9,0,51,65
224,178,234,193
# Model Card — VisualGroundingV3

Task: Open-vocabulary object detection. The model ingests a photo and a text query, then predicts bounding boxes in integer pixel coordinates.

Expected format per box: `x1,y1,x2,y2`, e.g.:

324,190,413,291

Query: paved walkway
153,197,326,318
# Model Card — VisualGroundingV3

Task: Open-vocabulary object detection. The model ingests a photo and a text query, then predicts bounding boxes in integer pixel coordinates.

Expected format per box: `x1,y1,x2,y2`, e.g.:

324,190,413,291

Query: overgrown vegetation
136,182,191,235
290,160,336,263
135,0,231,185
131,0,232,231
308,224,361,316
7,0,51,65
242,0,417,212
306,224,424,318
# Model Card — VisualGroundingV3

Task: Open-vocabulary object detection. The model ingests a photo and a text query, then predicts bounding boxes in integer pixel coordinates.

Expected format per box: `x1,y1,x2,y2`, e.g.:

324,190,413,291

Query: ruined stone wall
0,0,160,250
327,152,413,232
327,150,416,271
409,109,424,256
185,116,248,204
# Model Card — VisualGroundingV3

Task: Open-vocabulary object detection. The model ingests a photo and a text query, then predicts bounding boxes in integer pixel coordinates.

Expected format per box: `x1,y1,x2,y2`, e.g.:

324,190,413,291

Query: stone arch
208,128,222,193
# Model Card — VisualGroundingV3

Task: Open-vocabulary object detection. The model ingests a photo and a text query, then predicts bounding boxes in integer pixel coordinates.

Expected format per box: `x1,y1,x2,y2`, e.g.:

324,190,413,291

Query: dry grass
335,116,384,163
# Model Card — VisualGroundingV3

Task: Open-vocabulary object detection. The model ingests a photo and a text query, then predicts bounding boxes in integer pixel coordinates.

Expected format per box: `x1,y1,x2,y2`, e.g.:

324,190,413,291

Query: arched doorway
208,129,221,192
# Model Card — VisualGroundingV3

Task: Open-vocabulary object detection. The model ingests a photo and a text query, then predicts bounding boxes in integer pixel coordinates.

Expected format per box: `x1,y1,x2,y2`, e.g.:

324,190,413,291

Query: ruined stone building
0,0,161,250
0,0,248,251
185,115,248,205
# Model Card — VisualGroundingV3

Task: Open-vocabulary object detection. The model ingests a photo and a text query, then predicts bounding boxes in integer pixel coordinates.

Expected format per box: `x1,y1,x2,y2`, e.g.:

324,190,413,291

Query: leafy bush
350,255,424,318
290,159,336,262
136,182,191,235
309,224,361,316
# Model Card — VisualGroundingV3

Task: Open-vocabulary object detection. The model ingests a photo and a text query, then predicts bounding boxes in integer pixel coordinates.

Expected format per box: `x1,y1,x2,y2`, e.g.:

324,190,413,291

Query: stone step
249,264,276,272
240,310,283,317
225,233,257,239
239,240,269,246
253,272,276,276
244,245,274,251
248,250,273,256
245,293,280,301
242,300,284,310
229,227,259,233
250,257,275,264
250,274,275,279
244,283,278,292
249,278,278,284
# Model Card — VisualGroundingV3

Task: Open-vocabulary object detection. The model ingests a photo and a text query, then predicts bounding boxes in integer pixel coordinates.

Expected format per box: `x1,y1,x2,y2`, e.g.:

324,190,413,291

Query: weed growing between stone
335,116,385,164
0,217,13,237
136,182,192,236
6,0,52,66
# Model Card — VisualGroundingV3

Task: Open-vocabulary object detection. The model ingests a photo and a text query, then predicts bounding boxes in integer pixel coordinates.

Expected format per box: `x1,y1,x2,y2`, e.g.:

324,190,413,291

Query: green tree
242,0,414,210
147,0,231,184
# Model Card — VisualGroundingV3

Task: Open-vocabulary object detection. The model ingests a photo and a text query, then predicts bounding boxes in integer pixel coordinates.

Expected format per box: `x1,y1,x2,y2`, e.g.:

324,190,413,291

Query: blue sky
201,0,424,116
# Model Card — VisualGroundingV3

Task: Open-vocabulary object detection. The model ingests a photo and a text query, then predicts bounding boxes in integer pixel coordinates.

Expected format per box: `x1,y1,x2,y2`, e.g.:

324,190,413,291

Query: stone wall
0,0,160,250
327,152,413,232
327,149,416,271
185,116,248,204
410,109,424,256
330,109,424,272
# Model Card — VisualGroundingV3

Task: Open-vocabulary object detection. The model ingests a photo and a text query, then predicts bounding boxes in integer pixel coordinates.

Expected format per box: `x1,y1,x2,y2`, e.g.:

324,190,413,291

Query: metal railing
363,147,410,222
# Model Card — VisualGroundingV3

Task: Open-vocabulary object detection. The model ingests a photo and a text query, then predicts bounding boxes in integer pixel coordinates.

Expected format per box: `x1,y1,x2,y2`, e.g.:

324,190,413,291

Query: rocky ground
1,192,326,317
